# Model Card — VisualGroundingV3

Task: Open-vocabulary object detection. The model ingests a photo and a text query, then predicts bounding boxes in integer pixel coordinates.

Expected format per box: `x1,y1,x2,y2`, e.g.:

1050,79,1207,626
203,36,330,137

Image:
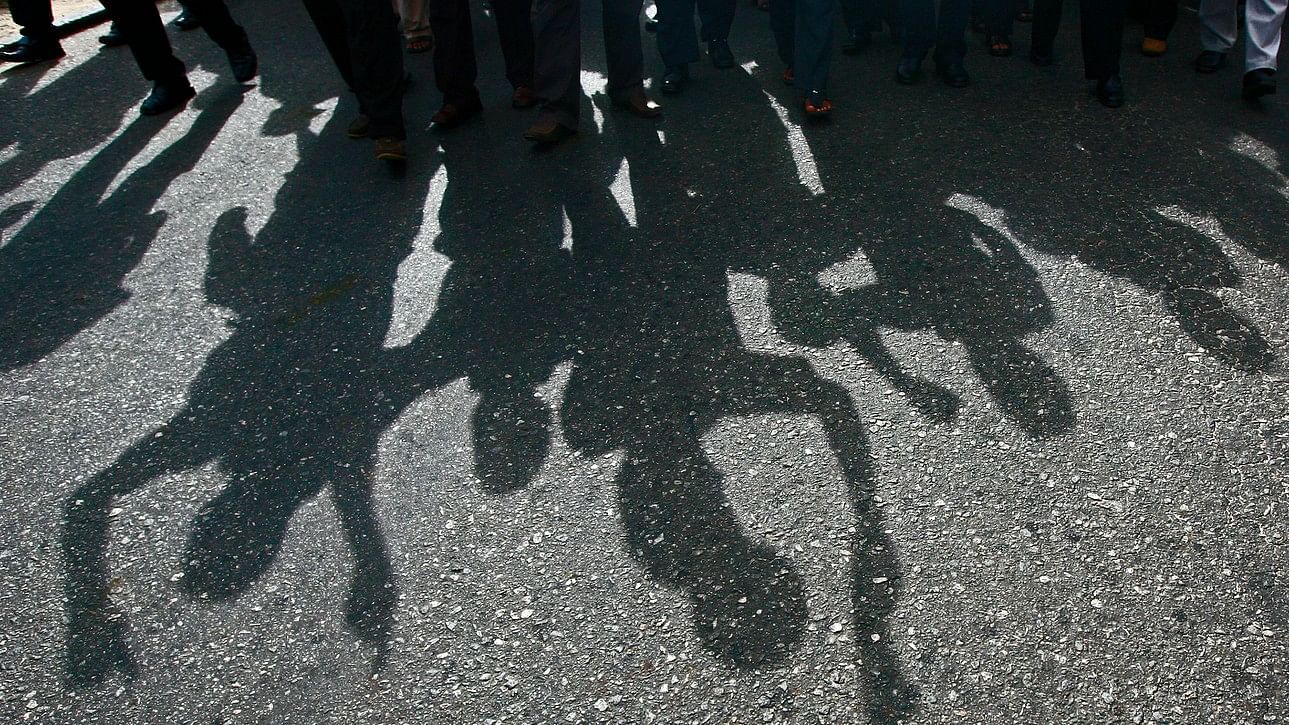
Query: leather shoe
936,61,971,87
173,9,201,30
1243,68,1276,99
140,80,196,115
346,114,370,139
375,137,407,162
1194,50,1225,73
524,118,577,144
896,56,922,85
661,65,689,95
841,30,869,55
431,97,483,129
511,86,538,108
99,23,127,47
1095,74,1124,107
612,88,662,118
226,40,258,83
1029,49,1054,67
709,39,734,68
0,37,65,64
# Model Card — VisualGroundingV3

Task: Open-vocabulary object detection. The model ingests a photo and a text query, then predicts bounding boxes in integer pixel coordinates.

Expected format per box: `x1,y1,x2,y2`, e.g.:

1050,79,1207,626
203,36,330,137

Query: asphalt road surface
1,2,1287,723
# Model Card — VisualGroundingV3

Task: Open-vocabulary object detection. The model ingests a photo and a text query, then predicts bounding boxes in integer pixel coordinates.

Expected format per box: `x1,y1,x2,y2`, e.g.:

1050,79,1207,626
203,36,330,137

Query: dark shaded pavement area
1,1,1287,722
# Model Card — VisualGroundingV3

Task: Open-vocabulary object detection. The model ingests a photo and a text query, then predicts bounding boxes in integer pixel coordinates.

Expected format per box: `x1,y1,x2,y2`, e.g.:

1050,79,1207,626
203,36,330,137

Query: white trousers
1200,0,1287,71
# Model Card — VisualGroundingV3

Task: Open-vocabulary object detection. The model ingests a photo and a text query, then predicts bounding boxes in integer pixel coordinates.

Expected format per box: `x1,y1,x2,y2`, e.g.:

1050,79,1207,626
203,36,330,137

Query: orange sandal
406,36,433,54
804,91,832,116
782,67,794,85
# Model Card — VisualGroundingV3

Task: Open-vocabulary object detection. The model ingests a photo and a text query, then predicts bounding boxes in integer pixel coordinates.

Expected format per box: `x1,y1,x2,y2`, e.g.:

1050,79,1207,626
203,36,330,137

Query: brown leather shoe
374,137,407,162
346,114,370,139
431,98,483,129
612,88,662,118
511,86,538,109
523,118,576,144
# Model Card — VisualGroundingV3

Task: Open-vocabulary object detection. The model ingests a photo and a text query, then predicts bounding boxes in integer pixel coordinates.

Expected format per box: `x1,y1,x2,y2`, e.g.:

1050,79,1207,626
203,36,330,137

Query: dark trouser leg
984,0,1015,36
1080,0,1125,78
493,0,535,88
429,0,481,104
769,0,795,67
532,0,582,128
603,0,646,98
1030,0,1062,55
184,0,248,48
100,0,187,83
899,0,937,57
300,0,357,92
696,0,736,40
656,0,701,66
341,0,405,138
840,0,866,34
10,0,55,41
793,0,834,90
301,0,405,139
1141,0,1176,38
934,0,970,61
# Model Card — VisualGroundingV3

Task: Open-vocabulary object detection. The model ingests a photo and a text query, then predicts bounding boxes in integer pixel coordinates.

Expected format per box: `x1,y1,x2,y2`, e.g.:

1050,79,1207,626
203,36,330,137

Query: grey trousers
1200,0,1286,71
532,0,645,129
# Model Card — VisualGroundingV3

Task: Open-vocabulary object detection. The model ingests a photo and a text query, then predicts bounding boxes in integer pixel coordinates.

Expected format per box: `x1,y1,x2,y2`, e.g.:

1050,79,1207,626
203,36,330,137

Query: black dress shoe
896,56,922,84
1194,50,1226,73
226,40,258,83
1243,68,1276,99
0,37,65,64
841,30,870,55
1095,74,1124,107
661,65,689,94
709,39,734,69
173,8,201,30
140,80,196,115
99,23,127,47
936,61,971,87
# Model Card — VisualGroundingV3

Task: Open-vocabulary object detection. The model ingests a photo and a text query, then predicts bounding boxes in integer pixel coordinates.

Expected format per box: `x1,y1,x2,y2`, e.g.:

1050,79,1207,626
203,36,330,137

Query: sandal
804,90,832,117
406,36,433,54
987,34,1013,57
783,67,794,85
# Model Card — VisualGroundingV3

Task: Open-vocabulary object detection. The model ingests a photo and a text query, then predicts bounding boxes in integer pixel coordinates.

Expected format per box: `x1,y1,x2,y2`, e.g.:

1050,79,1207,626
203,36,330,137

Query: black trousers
840,0,899,36
655,0,736,67
429,0,535,104
531,0,644,129
100,0,246,83
770,0,834,90
1032,0,1126,78
973,0,1015,36
301,0,406,139
9,0,57,41
900,0,970,61
1129,0,1176,39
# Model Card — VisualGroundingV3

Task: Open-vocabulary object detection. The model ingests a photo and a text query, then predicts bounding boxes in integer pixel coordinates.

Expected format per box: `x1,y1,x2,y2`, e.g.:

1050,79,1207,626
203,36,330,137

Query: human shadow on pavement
0,44,142,199
0,90,242,371
974,101,1288,373
546,78,922,720
60,104,435,686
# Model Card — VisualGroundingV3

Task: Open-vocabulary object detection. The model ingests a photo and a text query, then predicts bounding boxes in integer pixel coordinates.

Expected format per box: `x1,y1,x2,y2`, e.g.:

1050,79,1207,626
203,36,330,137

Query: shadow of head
1171,287,1275,372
